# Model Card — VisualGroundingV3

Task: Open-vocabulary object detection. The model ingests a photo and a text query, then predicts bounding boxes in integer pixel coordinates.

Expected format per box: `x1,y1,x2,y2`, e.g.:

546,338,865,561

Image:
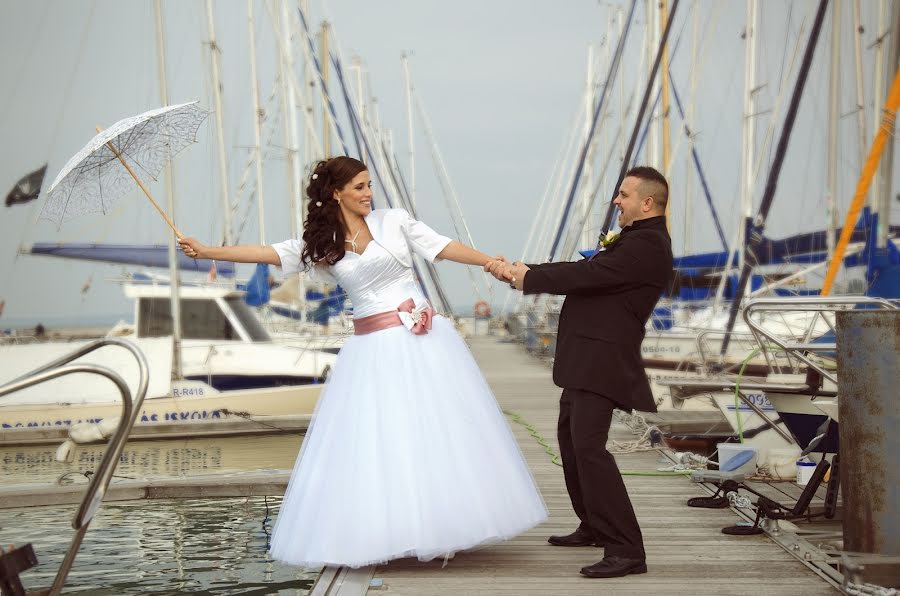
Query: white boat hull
708,390,798,458
0,383,322,431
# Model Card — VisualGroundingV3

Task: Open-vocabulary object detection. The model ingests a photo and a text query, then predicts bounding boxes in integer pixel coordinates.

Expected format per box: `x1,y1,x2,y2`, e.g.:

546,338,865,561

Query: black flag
5,164,47,207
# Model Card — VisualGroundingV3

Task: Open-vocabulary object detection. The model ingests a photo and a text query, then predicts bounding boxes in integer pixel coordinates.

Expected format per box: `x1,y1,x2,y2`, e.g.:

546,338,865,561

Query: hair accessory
311,173,319,180
315,201,322,207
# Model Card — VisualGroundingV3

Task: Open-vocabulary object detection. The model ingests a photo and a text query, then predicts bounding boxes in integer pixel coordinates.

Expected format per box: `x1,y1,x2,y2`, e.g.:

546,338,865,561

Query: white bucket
796,460,817,486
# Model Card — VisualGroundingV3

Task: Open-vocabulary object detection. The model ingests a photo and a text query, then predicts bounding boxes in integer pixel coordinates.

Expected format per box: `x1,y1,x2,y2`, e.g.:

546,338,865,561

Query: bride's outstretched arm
178,237,282,266
437,240,505,268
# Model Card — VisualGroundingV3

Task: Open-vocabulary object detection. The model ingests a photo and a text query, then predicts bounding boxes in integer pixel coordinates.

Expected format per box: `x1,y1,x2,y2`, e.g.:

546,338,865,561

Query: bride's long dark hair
300,156,368,270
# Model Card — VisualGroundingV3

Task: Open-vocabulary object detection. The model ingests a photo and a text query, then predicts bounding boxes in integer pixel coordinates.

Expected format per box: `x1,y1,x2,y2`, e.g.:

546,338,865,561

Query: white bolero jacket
271,208,452,283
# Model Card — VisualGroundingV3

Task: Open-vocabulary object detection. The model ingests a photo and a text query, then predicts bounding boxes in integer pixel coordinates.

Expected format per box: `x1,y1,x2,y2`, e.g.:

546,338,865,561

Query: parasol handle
95,126,184,239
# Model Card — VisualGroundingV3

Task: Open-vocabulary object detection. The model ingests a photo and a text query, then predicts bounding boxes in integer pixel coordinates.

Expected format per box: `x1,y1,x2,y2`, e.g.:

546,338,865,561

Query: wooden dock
0,335,845,593
314,337,838,596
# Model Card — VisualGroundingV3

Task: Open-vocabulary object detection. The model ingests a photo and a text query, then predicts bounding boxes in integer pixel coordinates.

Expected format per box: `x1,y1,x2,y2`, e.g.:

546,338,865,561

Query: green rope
503,409,561,466
503,409,692,477
733,342,782,444
733,348,762,443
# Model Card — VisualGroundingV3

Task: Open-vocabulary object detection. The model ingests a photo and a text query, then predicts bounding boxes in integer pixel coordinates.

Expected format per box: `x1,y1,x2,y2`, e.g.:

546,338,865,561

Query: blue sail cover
28,242,235,277
579,209,898,270
243,263,271,306
578,208,899,305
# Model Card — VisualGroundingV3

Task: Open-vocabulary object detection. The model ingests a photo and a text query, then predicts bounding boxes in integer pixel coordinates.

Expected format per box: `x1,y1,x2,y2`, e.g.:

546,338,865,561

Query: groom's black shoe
580,556,647,578
547,527,603,547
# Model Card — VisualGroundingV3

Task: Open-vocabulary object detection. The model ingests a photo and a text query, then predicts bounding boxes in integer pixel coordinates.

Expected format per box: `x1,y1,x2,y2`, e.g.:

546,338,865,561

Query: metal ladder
0,338,149,596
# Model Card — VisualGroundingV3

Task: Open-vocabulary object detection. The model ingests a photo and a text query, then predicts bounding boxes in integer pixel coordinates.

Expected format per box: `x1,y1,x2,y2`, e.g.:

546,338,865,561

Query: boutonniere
597,230,620,249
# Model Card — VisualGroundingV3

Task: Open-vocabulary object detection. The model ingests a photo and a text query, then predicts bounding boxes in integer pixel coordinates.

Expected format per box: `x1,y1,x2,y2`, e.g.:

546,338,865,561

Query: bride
178,156,546,568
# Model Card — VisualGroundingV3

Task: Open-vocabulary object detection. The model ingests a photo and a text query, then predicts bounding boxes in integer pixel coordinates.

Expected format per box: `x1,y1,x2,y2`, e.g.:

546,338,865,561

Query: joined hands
483,257,529,291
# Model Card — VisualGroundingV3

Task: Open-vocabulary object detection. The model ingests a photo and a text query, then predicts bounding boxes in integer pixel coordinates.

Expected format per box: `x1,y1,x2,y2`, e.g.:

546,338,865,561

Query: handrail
742,297,898,385
0,338,149,596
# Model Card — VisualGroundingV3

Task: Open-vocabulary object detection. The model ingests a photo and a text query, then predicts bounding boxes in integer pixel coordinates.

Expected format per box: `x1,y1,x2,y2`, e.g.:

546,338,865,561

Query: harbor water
0,496,317,594
0,434,320,594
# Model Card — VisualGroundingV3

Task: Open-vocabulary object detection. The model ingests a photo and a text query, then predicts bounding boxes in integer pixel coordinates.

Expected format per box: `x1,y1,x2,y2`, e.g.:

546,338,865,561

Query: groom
487,166,673,579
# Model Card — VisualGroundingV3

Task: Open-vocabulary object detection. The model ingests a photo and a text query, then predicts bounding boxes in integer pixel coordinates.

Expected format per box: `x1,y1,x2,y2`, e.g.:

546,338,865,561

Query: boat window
224,296,271,342
138,298,238,340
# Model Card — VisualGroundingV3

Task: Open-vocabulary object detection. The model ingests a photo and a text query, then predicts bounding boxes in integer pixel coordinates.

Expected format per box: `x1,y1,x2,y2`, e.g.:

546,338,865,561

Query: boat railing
695,330,759,370
741,296,899,386
0,338,149,595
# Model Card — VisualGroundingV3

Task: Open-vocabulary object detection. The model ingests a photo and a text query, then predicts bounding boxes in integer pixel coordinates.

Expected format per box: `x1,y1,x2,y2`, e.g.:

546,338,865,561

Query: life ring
474,300,491,317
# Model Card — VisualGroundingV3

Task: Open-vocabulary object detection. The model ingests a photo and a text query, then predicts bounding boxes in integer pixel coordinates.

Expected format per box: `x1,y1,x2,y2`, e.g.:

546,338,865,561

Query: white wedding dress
268,210,547,568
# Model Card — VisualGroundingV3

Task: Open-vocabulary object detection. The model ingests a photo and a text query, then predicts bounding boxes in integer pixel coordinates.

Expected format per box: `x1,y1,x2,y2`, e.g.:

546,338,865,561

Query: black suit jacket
524,216,673,412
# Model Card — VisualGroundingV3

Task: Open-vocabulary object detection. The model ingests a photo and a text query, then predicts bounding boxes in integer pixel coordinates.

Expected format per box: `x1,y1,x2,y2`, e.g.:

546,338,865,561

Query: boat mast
618,7,626,174
871,0,887,241
301,0,314,202
278,1,306,323
320,21,331,157
278,2,303,236
684,0,700,254
826,0,841,262
402,52,416,211
852,0,867,171
714,0,757,312
661,0,672,228
582,44,596,250
352,56,366,163
205,0,233,247
646,0,660,166
876,0,900,248
247,0,266,245
738,0,758,273
154,0,183,380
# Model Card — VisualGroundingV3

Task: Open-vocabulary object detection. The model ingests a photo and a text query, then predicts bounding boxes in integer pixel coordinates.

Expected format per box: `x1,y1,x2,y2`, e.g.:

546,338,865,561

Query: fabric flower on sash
397,298,434,335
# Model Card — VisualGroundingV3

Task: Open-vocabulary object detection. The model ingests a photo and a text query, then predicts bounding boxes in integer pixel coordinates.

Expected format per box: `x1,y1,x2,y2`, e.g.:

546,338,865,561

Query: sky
0,0,897,327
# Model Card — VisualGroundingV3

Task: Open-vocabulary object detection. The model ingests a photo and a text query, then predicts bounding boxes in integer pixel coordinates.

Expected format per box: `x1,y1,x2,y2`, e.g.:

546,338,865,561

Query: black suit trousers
558,388,645,559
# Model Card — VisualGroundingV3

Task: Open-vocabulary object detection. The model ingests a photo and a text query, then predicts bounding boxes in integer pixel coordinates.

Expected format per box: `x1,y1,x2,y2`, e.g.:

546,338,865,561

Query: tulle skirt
269,316,547,568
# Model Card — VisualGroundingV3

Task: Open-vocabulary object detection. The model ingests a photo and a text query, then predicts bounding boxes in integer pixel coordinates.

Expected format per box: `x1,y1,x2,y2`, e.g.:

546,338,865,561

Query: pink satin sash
353,298,435,336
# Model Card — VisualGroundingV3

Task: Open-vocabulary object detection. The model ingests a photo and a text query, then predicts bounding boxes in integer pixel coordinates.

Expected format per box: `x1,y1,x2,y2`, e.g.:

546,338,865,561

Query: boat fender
765,447,803,480
68,416,120,444
55,439,75,463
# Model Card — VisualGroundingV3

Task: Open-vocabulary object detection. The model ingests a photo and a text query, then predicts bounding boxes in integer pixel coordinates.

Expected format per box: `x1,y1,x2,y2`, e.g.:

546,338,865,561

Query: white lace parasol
40,101,208,235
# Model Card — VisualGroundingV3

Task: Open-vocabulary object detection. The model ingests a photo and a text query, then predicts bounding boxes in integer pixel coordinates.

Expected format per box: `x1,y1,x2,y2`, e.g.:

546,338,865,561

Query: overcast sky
1,0,897,326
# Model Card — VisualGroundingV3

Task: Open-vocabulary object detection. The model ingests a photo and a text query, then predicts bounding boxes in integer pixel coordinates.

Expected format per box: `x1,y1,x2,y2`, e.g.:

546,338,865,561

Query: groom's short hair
625,166,668,211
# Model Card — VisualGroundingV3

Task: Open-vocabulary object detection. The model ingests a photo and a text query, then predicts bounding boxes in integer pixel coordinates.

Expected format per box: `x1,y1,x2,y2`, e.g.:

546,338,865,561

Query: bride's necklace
344,225,363,254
